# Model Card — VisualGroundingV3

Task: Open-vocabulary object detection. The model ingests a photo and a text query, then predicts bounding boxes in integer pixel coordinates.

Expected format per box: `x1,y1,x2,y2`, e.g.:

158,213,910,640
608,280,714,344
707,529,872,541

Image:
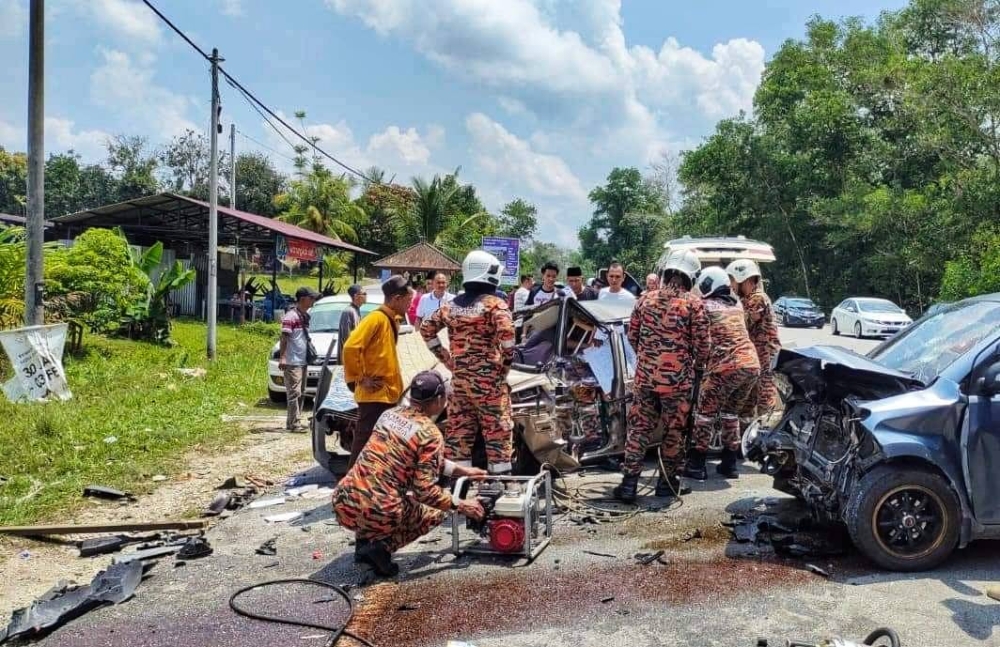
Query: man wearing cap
333,371,488,577
564,267,597,300
337,284,367,365
341,276,414,467
278,286,321,432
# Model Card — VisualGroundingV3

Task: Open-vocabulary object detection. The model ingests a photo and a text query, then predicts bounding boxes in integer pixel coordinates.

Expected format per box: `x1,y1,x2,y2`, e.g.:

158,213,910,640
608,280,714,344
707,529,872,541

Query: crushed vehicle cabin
744,293,1000,571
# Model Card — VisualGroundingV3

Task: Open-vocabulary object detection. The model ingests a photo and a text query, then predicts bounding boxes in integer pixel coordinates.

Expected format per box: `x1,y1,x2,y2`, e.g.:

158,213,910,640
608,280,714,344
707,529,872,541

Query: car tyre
854,321,863,338
831,319,840,336
844,465,960,572
268,388,287,404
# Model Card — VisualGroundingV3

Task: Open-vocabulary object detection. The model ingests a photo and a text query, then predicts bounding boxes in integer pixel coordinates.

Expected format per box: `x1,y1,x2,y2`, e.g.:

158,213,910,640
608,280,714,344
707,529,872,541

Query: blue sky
0,0,909,245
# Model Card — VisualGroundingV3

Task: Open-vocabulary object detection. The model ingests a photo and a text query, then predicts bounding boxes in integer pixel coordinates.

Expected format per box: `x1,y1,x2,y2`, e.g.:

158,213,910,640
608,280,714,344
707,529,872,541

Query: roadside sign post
481,237,520,287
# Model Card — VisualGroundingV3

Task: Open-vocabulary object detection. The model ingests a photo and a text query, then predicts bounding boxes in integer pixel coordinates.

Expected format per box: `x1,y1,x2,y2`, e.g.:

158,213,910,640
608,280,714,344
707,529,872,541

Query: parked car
743,294,1000,571
830,297,912,338
774,296,825,328
266,292,384,403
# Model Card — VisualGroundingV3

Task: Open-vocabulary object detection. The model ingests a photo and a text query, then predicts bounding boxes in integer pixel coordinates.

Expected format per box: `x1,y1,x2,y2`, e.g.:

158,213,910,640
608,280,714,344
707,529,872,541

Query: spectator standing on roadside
525,262,560,307
337,284,366,364
278,287,321,432
512,274,533,312
341,276,414,467
407,277,425,325
645,273,661,292
415,273,453,328
599,262,636,304
565,267,598,300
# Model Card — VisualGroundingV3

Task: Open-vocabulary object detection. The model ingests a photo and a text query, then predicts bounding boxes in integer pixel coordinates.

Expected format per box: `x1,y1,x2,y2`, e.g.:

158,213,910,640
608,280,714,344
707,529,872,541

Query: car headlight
741,421,761,458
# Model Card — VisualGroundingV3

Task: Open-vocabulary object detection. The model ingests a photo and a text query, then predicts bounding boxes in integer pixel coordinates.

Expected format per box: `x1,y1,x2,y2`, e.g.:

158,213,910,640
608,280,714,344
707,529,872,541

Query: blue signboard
481,236,520,286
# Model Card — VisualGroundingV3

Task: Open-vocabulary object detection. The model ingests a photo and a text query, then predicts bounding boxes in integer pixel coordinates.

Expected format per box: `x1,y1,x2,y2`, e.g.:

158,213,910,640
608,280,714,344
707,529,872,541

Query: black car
773,296,825,328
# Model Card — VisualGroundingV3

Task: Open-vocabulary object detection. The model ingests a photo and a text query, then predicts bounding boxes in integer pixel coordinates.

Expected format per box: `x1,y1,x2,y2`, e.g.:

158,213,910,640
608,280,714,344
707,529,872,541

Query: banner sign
276,234,320,262
0,324,72,403
481,236,520,286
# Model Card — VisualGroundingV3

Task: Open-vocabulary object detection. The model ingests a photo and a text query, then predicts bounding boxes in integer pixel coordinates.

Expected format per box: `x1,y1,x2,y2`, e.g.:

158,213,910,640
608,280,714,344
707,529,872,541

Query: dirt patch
355,557,811,647
0,424,312,618
641,522,732,551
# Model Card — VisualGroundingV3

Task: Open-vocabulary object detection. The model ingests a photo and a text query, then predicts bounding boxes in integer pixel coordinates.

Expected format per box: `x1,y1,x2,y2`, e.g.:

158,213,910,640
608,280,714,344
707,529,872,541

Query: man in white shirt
415,272,454,328
512,274,533,313
599,262,637,304
525,262,560,308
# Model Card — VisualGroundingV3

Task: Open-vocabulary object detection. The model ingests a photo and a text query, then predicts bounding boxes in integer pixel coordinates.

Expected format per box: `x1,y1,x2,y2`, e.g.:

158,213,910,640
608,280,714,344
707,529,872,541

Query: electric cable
141,0,379,184
235,128,297,163
229,578,376,647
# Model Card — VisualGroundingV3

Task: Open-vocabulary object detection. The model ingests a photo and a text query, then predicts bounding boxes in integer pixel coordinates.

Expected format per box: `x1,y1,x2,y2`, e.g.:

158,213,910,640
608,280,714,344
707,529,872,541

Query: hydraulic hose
229,578,376,647
863,627,902,647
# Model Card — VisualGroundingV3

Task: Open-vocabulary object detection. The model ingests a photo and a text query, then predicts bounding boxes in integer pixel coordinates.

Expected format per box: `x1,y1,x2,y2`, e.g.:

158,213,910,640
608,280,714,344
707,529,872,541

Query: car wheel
268,388,287,404
845,466,960,572
831,319,840,336
854,321,863,338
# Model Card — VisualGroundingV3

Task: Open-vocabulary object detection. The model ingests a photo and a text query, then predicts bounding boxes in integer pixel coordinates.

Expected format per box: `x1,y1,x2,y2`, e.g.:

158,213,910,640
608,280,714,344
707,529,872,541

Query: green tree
0,148,28,215
158,129,229,201
497,198,538,241
275,167,366,242
356,178,416,257
234,152,286,217
106,135,159,201
579,167,665,272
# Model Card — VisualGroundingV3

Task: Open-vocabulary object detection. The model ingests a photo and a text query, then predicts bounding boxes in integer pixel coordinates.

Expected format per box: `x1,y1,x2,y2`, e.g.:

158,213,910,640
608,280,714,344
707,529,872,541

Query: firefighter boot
654,472,682,499
717,448,740,479
356,539,399,577
613,474,640,504
683,450,707,481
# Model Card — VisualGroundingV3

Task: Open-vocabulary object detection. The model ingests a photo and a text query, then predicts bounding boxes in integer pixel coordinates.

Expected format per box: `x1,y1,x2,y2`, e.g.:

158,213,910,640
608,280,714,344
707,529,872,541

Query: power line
226,78,299,154
140,0,378,184
235,128,296,163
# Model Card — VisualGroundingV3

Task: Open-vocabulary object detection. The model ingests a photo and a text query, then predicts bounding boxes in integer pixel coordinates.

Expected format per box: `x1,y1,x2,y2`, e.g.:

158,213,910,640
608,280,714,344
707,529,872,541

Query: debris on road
177,536,213,560
805,564,830,578
582,550,617,559
78,534,166,558
151,475,168,482
0,561,148,643
256,538,277,556
681,528,703,542
634,550,667,566
285,484,319,497
18,550,31,560
219,476,247,489
727,503,850,558
264,511,303,523
987,586,1000,602
0,520,209,536
247,497,286,509
83,485,137,502
112,545,183,564
600,596,615,603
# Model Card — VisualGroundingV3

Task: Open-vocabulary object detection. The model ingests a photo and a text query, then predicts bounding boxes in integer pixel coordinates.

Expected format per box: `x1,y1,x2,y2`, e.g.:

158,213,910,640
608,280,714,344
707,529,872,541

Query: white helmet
462,249,503,287
726,259,761,284
696,266,731,299
661,250,702,283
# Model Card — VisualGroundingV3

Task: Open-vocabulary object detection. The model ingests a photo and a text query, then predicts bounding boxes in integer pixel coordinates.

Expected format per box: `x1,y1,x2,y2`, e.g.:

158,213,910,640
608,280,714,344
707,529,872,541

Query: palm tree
407,172,459,244
275,167,367,242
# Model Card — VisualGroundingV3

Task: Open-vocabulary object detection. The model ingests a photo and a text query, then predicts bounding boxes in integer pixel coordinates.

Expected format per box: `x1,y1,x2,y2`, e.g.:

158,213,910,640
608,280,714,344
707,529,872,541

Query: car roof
661,235,776,263
314,292,384,307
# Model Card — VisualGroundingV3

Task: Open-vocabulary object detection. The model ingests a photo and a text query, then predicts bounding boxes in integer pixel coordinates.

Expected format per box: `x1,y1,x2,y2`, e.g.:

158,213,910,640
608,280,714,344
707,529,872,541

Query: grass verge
0,319,280,526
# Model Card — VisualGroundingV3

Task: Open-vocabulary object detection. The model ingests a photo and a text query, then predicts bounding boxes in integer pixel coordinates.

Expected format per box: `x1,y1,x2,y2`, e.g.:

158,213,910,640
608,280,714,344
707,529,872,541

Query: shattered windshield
869,300,1000,382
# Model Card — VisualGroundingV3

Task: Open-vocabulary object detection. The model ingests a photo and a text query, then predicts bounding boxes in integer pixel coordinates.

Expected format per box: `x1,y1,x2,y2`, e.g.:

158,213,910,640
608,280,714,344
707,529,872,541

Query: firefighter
726,259,781,424
420,250,517,475
613,250,710,503
685,266,760,480
332,371,487,577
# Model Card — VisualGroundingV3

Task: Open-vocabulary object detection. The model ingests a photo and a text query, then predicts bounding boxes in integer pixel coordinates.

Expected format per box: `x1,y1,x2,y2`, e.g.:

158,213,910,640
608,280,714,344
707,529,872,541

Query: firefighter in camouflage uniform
420,250,517,475
726,259,781,423
686,266,761,481
332,371,487,577
613,249,711,504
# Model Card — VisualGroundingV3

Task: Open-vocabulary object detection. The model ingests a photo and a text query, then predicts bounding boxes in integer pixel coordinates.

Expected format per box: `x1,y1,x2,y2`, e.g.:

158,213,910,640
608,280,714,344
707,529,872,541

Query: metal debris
681,528,703,542
219,476,248,489
600,596,615,604
0,561,147,643
177,536,213,560
727,507,850,558
583,550,617,559
83,485,137,503
634,550,667,566
805,564,830,578
248,497,286,509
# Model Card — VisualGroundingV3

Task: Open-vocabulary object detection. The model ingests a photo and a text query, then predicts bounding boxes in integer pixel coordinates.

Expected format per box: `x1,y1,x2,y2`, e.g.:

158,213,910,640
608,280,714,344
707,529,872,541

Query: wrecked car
744,293,1000,571
310,296,653,475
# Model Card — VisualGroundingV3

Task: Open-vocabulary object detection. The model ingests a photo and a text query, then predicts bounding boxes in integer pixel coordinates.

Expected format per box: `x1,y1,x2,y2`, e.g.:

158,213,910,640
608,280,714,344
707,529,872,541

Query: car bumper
785,314,825,326
861,324,910,336
267,361,326,395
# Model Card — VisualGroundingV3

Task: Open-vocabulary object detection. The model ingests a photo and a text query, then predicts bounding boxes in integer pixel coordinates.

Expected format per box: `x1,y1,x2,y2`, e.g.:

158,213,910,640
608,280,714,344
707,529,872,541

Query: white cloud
0,116,111,162
90,48,199,138
220,0,243,16
0,0,28,39
367,126,431,165
87,0,161,43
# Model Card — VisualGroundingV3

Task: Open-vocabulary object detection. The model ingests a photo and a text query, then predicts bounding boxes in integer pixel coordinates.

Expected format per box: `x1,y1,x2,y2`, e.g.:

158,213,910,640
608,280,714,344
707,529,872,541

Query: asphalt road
22,326,1000,647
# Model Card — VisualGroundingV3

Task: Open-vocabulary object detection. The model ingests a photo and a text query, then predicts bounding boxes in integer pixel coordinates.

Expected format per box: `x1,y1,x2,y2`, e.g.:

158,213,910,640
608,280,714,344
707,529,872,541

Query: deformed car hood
775,345,925,403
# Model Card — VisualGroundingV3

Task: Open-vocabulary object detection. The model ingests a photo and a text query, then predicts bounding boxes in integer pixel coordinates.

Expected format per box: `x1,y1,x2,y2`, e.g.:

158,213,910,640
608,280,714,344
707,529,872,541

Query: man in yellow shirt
341,275,414,467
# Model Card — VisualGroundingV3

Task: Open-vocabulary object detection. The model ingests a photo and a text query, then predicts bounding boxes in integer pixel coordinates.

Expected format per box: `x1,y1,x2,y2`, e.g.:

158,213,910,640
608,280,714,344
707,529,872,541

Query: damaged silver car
744,293,1000,571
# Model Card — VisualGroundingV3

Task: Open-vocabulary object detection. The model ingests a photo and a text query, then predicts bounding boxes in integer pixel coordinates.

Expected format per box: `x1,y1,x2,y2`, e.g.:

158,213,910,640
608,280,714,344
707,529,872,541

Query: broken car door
964,343,1000,525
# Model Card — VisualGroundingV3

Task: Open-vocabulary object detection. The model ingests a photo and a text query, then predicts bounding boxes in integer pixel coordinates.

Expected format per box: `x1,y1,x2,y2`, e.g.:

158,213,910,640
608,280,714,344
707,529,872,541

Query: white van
655,235,775,272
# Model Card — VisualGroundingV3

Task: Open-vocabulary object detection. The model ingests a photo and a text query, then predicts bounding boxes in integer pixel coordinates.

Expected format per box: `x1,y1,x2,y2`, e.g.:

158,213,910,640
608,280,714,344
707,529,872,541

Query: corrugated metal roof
51,192,376,255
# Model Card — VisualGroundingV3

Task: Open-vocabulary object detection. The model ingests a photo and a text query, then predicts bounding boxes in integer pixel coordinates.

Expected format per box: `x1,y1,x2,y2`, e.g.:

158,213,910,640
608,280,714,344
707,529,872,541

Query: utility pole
24,0,44,327
207,48,223,359
231,123,245,325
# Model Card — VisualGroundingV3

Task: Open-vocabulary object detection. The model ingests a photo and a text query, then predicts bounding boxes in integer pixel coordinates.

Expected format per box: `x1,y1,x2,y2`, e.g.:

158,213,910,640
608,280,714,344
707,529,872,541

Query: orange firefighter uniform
740,287,781,418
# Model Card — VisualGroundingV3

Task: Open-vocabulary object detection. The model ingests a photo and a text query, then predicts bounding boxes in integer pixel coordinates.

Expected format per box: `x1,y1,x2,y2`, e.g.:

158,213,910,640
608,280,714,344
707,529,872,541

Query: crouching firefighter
614,250,710,503
686,267,761,480
726,259,781,425
332,371,487,577
420,250,517,475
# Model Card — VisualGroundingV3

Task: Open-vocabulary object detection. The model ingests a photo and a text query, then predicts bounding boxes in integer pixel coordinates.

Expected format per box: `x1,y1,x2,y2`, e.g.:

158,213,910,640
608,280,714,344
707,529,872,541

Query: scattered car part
112,545,183,564
634,550,667,566
264,511,303,523
204,492,232,516
256,538,277,556
82,485,137,502
0,520,209,536
805,564,830,578
248,497,286,509
177,536,213,560
0,561,147,644
219,476,248,489
79,535,159,558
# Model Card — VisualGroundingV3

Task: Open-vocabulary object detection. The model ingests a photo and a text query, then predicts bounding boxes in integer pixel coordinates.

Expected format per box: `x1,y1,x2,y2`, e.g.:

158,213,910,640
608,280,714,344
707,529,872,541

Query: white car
830,297,913,339
267,292,385,403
